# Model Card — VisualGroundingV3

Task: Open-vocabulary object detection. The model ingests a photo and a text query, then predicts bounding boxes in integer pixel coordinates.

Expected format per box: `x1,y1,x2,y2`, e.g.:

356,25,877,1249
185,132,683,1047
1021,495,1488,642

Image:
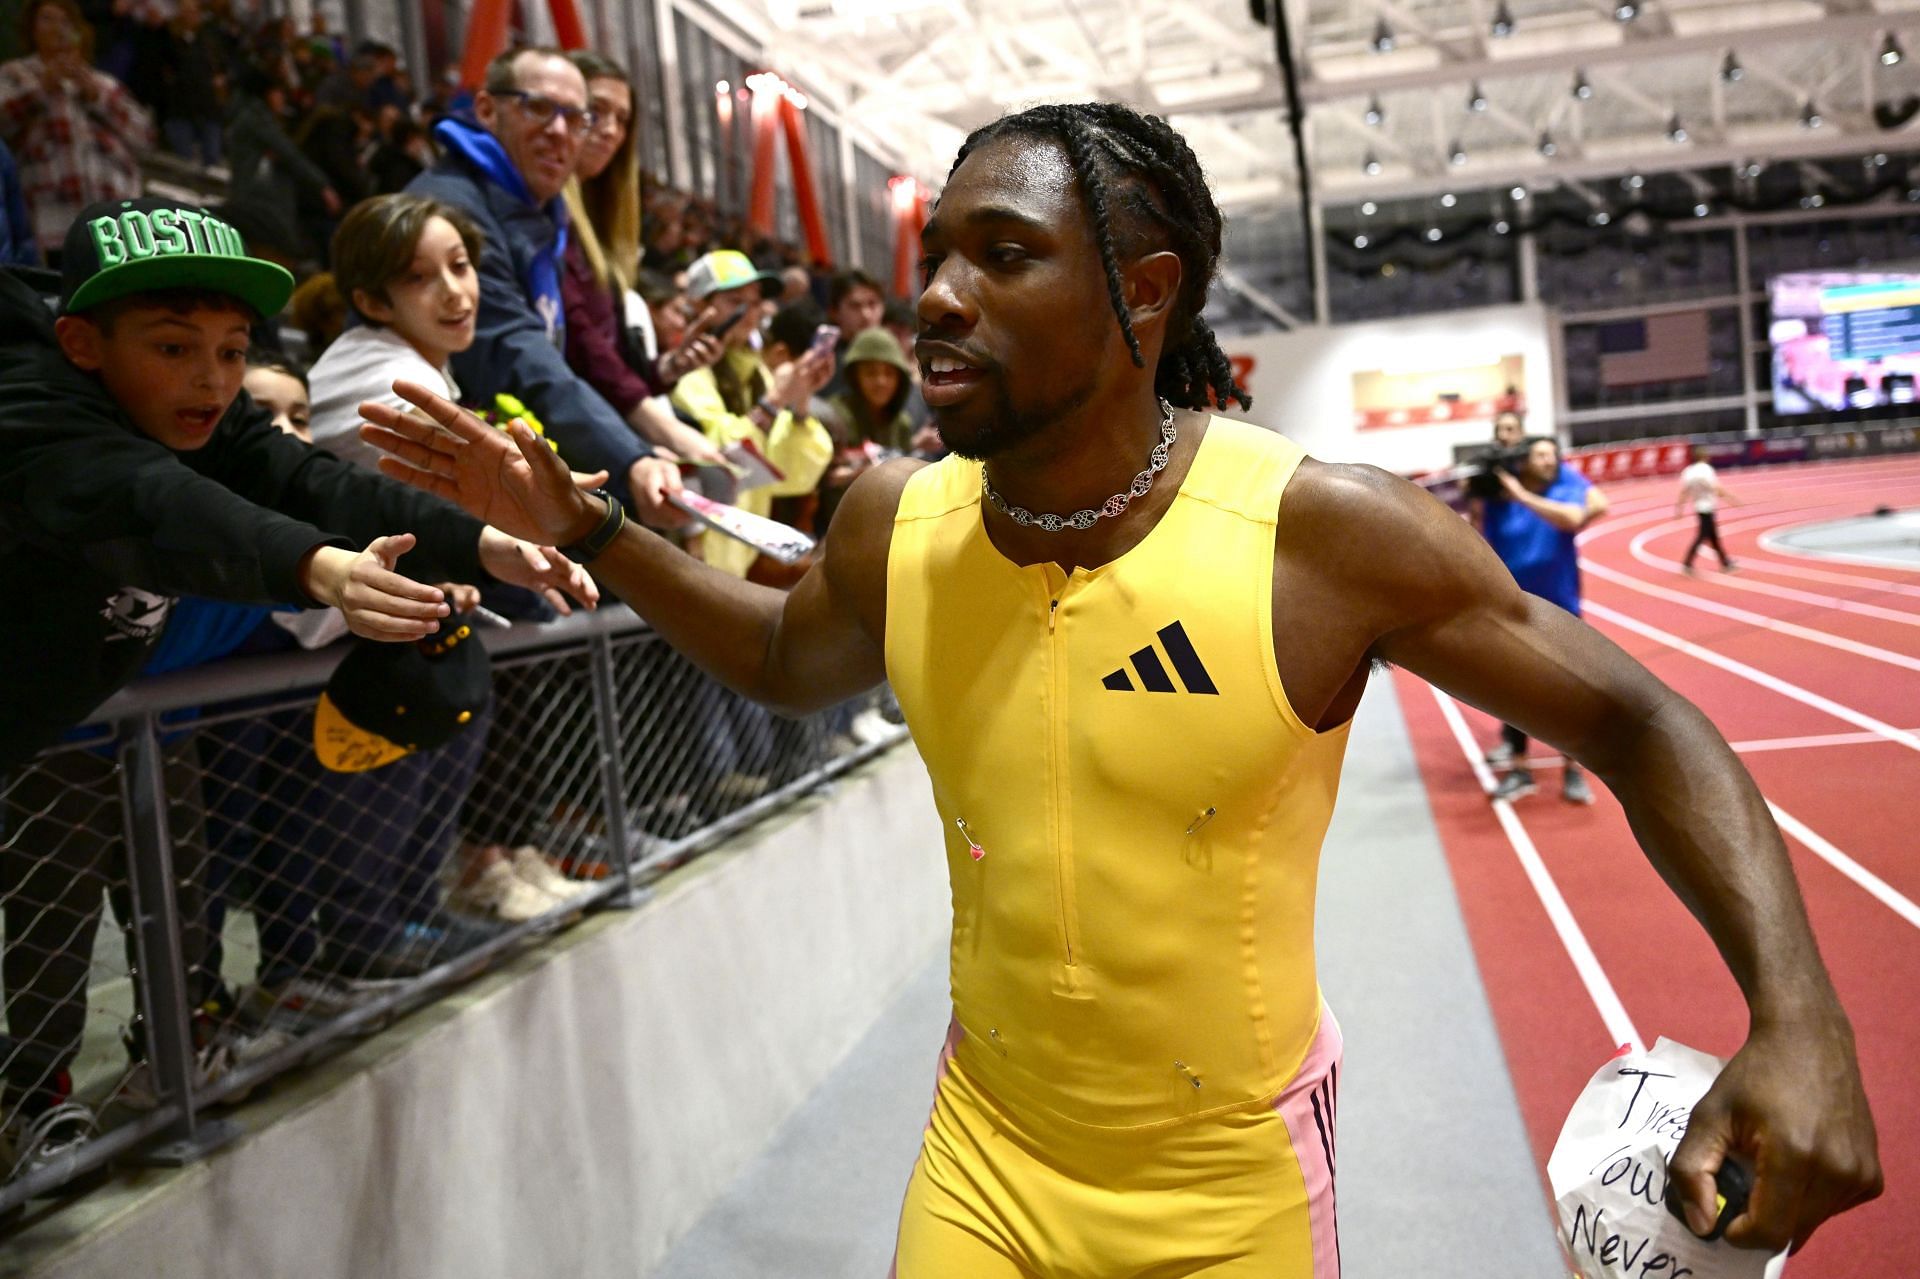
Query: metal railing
0,605,905,1215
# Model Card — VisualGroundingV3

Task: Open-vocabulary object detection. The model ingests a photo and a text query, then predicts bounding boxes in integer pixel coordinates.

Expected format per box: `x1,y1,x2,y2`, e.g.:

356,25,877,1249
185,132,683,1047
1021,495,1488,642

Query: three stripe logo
1101,622,1218,694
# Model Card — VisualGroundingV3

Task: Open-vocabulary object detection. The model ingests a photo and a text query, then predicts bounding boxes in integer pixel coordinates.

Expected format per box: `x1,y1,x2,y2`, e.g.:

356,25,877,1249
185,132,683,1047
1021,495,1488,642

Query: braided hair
947,103,1251,412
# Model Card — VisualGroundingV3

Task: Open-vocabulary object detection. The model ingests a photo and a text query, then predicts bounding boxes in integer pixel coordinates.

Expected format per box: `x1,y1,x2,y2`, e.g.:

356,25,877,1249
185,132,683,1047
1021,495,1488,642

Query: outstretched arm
360,380,902,716
1302,463,1880,1253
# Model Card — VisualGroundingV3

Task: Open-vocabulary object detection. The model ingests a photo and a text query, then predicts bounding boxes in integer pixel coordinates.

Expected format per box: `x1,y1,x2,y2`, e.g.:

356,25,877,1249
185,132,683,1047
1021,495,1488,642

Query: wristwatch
560,489,626,564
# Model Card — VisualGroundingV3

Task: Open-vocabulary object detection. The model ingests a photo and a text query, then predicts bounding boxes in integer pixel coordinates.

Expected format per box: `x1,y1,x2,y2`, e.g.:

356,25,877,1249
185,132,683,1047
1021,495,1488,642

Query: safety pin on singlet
1185,807,1217,836
1174,1060,1203,1090
957,818,986,861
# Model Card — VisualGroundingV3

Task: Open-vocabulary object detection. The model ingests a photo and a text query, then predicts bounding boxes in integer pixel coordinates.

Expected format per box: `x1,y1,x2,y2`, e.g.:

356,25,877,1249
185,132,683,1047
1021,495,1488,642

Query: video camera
1465,444,1531,501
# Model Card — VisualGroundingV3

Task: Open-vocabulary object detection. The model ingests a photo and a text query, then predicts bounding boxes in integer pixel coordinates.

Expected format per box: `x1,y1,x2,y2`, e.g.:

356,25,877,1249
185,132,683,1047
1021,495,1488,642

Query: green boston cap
59,197,294,319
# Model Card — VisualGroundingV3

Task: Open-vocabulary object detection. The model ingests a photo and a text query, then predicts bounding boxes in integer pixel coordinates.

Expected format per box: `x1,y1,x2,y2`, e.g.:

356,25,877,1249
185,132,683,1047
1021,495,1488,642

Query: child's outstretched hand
298,534,449,641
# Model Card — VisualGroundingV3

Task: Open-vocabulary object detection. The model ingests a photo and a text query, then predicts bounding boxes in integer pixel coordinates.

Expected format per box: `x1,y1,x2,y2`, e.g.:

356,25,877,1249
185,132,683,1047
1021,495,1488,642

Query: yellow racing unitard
884,417,1353,1277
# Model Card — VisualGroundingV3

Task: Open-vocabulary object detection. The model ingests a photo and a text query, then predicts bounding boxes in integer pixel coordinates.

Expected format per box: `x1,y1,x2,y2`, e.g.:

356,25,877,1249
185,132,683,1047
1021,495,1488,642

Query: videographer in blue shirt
1479,432,1610,803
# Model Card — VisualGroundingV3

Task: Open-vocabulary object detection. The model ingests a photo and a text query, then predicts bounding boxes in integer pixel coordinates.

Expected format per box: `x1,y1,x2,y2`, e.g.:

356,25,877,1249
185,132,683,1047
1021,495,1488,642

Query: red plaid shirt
0,57,155,249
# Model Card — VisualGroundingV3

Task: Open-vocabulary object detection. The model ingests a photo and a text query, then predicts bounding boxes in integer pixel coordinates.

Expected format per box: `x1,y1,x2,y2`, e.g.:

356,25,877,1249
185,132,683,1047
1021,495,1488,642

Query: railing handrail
88,604,657,725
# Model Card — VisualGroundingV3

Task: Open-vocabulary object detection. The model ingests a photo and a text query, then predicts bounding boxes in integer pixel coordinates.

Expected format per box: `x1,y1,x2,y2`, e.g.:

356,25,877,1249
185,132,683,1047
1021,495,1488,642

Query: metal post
655,0,691,189
1733,217,1761,438
588,630,647,908
120,717,239,1166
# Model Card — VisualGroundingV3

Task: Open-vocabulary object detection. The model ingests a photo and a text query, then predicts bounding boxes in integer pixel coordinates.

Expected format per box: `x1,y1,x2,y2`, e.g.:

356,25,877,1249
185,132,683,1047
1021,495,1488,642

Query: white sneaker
1483,740,1516,767
509,846,593,903
849,709,898,747
117,1020,293,1111
447,859,560,923
4,1101,96,1180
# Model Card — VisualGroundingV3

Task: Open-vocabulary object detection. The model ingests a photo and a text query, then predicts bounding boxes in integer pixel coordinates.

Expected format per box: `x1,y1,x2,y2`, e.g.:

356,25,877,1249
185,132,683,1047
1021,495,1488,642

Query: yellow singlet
884,417,1354,1276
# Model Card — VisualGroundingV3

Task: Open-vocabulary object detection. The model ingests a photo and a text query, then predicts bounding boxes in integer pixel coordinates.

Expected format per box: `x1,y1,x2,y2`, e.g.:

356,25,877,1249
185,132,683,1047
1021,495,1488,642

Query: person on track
1676,445,1739,574
360,102,1880,1276
1481,435,1609,805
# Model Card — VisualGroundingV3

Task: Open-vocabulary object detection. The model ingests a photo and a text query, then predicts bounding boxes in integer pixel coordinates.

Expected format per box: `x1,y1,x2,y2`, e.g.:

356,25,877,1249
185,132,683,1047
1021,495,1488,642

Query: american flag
1597,311,1712,387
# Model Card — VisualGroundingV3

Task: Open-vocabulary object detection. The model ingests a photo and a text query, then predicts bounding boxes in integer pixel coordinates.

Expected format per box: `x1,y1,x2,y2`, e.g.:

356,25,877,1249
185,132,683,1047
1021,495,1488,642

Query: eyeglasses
492,90,598,137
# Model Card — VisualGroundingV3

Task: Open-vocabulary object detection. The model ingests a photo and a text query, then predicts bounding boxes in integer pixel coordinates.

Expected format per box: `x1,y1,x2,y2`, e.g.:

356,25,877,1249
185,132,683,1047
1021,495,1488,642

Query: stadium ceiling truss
707,0,1920,208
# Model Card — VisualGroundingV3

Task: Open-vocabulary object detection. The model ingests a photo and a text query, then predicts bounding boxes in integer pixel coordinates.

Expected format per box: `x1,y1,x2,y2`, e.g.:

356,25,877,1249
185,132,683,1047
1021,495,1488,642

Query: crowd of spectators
0,10,935,1188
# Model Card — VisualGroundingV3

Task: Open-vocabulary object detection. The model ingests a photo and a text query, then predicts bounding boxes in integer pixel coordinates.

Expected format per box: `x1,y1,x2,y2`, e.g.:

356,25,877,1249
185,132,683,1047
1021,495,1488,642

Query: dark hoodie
407,118,647,505
0,268,487,774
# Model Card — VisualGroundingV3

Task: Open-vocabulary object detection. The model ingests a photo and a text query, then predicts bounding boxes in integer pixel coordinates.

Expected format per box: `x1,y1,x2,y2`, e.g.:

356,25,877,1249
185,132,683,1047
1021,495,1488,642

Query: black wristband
560,490,626,564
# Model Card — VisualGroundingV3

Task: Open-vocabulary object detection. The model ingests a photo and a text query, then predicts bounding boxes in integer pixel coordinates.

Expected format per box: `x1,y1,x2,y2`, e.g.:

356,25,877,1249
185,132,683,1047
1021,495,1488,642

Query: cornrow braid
948,102,1252,413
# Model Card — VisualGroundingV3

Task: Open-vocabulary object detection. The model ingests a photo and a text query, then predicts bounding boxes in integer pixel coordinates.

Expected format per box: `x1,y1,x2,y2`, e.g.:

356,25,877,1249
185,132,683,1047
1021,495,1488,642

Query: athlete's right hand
359,381,610,549
299,536,450,641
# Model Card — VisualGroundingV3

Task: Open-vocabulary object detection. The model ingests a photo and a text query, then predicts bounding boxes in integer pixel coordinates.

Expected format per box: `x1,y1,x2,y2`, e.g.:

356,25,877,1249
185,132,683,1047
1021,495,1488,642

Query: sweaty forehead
933,135,1085,238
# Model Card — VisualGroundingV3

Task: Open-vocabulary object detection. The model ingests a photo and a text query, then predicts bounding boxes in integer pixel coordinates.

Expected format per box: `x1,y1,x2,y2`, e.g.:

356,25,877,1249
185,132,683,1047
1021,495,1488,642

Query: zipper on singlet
1045,575,1082,989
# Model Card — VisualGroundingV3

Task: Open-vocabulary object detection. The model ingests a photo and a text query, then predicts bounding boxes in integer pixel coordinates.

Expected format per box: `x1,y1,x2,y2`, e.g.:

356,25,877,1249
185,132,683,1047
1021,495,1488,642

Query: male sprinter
362,104,1879,1275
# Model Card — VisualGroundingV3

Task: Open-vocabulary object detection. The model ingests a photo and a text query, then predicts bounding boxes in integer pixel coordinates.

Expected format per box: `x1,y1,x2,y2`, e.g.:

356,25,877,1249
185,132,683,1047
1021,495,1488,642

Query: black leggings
1684,511,1729,568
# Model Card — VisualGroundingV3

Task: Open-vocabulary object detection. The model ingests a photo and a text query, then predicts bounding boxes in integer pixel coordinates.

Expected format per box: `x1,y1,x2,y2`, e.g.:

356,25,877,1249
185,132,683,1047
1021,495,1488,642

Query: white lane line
1769,804,1920,932
1583,600,1920,755
1626,522,1920,628
1582,559,1920,674
1429,684,1644,1053
1519,726,1920,770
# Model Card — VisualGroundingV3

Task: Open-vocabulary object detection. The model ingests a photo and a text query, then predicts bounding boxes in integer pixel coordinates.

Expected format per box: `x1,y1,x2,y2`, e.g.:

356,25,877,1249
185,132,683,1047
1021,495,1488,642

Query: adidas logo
1102,621,1218,694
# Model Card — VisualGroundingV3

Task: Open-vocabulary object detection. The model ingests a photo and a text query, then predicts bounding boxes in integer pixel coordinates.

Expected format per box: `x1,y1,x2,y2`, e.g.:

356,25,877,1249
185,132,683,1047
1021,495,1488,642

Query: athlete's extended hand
298,535,449,641
1669,1012,1880,1253
476,527,600,616
359,380,607,549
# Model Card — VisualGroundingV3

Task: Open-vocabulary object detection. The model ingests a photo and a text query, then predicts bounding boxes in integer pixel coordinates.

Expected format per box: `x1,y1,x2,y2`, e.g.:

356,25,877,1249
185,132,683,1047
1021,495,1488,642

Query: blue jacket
0,140,37,267
406,119,645,504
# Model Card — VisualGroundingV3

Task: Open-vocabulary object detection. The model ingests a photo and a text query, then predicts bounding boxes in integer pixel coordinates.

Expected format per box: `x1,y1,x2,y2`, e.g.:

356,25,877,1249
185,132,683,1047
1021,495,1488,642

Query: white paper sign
1548,1038,1786,1279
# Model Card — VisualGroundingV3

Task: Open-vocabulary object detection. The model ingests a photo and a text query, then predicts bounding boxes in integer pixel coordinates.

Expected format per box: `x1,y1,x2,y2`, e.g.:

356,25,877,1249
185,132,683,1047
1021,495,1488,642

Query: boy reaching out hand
0,197,595,774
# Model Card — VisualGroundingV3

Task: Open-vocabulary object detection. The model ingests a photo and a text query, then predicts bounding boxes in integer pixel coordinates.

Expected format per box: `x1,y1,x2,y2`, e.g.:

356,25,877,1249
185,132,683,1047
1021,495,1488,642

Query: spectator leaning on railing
0,0,153,265
406,45,684,525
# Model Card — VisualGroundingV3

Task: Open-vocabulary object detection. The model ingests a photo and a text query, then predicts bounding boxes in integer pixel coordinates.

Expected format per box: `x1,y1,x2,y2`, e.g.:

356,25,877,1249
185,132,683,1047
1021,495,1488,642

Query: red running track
1391,454,1920,1276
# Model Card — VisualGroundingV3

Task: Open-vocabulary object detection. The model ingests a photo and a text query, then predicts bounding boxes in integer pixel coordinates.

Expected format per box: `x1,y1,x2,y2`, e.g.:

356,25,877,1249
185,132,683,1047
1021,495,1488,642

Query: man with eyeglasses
407,46,685,525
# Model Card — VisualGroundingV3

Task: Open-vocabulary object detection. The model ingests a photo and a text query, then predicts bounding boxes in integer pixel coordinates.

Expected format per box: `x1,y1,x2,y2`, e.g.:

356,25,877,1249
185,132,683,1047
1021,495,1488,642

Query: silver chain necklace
981,399,1177,533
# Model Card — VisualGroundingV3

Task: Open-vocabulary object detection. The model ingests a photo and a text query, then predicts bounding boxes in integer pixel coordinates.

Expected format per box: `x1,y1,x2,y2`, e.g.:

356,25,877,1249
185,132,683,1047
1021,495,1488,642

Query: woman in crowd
158,0,225,166
0,0,153,262
816,328,916,536
305,193,592,925
559,50,724,467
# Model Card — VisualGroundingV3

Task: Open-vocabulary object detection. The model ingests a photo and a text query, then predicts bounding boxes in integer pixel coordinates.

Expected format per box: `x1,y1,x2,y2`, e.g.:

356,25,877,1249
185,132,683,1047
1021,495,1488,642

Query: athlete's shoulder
892,450,977,522
1179,414,1308,520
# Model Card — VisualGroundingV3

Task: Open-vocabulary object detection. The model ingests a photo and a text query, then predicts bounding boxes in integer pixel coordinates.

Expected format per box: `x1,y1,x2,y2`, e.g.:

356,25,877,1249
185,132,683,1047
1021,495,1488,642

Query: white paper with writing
1549,1038,1786,1279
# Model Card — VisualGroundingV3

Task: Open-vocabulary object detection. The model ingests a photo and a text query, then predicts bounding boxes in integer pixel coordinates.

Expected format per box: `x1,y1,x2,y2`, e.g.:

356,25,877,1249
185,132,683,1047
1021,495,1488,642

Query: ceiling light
1870,152,1890,169
1426,227,1443,242
1693,202,1710,217
1667,114,1689,143
1801,100,1823,129
1614,0,1639,21
1440,192,1458,207
1881,33,1904,66
1355,235,1370,248
1490,1,1514,38
1740,159,1764,179
1363,151,1383,176
1493,220,1511,235
1364,96,1385,127
1448,139,1467,166
1372,16,1395,53
1592,211,1611,226
1468,82,1488,112
1538,131,1557,157
1511,185,1528,200
1572,71,1593,101
1720,52,1742,83
1361,200,1378,215
1625,173,1645,190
